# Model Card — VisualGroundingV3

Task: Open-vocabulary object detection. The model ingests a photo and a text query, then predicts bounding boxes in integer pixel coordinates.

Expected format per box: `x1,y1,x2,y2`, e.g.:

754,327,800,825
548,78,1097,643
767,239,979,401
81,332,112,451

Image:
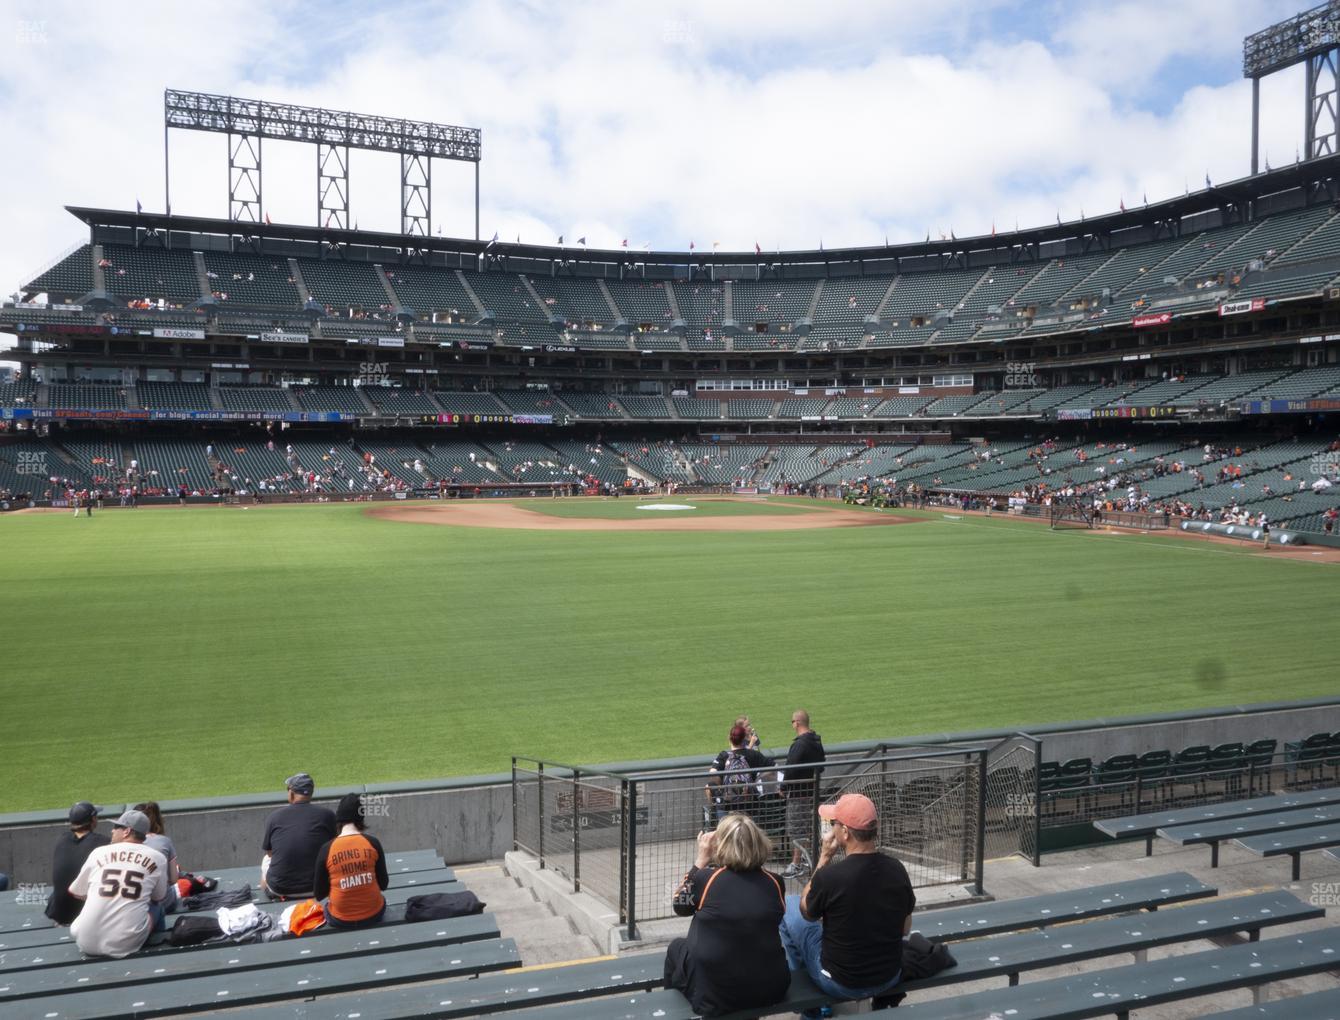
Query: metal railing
1033,747,1340,831
514,747,989,940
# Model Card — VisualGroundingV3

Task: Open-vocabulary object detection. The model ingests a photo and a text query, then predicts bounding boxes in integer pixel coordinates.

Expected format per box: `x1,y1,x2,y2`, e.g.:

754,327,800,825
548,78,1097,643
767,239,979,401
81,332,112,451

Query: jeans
778,895,902,1004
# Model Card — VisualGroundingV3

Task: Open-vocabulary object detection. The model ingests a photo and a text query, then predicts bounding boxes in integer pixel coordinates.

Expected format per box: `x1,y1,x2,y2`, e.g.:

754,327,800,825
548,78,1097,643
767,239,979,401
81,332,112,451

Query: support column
228,134,262,223
401,153,431,237
318,144,350,230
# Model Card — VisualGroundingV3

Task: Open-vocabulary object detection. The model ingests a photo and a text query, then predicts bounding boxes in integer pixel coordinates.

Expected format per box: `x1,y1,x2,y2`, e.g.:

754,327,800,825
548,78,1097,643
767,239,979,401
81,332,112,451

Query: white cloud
0,0,1318,305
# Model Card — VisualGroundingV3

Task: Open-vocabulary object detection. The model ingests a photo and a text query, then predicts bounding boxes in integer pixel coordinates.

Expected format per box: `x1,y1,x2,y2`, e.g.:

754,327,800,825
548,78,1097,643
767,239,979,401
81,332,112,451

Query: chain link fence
514,748,989,938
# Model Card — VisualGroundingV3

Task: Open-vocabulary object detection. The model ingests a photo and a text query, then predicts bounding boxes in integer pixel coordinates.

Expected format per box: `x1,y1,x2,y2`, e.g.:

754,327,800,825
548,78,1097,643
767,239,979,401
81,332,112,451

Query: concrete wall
0,784,514,887
3,697,1337,885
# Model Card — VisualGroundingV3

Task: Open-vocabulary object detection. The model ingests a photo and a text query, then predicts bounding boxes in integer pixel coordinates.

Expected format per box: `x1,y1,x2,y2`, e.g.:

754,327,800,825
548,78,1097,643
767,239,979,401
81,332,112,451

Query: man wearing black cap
45,801,110,925
261,772,336,900
68,809,169,958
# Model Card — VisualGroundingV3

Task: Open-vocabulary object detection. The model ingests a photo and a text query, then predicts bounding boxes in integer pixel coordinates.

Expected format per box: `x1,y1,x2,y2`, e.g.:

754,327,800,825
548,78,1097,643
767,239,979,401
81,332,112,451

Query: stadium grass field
0,498,1334,813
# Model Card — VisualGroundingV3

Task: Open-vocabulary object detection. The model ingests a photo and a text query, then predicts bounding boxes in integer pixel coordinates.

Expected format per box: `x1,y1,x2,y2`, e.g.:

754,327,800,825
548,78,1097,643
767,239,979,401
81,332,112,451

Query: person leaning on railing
665,814,790,1018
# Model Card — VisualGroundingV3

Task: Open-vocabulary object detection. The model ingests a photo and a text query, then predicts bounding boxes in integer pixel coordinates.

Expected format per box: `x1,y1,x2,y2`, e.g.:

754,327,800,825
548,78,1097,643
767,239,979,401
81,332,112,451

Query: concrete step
463,863,602,964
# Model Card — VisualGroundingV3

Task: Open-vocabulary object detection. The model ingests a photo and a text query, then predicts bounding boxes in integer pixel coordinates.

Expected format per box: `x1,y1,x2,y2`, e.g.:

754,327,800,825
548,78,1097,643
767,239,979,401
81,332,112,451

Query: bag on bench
873,933,957,1008
404,891,486,922
168,914,225,947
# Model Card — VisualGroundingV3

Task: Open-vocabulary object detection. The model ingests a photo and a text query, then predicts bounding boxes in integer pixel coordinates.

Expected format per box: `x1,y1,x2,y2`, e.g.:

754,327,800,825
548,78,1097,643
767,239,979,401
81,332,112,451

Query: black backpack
722,749,754,805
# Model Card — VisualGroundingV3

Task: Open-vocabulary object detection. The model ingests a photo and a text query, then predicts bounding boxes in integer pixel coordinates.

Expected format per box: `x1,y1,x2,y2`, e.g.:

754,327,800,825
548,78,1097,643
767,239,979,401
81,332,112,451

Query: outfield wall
1,696,1337,884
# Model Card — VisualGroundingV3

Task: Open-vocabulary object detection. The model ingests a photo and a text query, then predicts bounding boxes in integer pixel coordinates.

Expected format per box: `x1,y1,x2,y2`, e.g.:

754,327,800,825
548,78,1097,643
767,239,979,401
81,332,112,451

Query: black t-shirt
262,801,337,893
46,829,111,925
669,866,790,1016
804,851,915,988
784,730,826,798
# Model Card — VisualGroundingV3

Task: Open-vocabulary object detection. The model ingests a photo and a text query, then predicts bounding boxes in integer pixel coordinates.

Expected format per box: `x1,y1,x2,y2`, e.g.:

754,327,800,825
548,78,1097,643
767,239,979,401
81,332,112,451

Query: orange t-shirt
318,832,386,922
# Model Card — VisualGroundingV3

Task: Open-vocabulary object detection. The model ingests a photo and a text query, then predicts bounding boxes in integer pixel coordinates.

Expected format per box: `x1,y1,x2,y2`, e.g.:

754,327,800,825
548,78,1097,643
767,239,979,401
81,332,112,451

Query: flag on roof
486,232,498,249
577,236,587,246
135,199,142,215
265,212,272,225
516,234,521,244
712,241,720,249
621,238,628,247
557,235,563,244
754,241,761,255
990,222,996,237
1056,211,1062,225
1205,172,1212,188
1119,198,1125,212
1143,192,1148,206
689,240,695,250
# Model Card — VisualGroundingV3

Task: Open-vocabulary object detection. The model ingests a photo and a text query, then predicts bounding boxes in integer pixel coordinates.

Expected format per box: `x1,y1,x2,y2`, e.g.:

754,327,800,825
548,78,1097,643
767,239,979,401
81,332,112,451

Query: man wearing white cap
779,793,915,1014
67,809,169,958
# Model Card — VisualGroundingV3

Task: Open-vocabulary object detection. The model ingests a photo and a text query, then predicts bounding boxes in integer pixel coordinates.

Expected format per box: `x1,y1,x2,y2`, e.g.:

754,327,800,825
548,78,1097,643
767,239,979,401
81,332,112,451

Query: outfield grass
0,500,1334,812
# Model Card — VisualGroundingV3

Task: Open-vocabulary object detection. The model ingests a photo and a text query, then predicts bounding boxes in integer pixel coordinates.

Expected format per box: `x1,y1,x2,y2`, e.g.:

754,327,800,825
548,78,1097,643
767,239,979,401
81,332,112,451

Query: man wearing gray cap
261,772,336,900
45,801,111,925
67,809,169,958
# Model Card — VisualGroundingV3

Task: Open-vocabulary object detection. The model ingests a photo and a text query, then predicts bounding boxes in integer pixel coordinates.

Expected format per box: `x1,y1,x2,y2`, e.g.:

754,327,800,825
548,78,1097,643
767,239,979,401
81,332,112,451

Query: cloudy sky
0,0,1316,295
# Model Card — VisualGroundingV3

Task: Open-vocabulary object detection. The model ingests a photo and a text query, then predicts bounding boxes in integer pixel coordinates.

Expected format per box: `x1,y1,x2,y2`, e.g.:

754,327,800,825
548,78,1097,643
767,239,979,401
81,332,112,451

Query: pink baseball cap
818,793,877,830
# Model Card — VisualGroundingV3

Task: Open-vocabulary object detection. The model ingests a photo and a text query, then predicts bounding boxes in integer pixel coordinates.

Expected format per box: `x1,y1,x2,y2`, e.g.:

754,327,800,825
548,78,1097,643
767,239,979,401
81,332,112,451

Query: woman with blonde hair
665,812,790,1017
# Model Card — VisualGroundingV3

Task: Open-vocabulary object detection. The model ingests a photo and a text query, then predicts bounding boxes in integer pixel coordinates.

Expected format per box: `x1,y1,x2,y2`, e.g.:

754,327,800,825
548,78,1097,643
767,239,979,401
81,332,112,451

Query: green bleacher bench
1158,802,1340,867
0,875,461,957
1093,786,1340,856
204,854,449,888
1201,986,1340,1019
221,952,669,1019
208,873,1226,1020
1235,821,1340,880
0,902,421,969
912,871,1214,941
0,914,499,1001
879,927,1340,1019
9,937,520,1019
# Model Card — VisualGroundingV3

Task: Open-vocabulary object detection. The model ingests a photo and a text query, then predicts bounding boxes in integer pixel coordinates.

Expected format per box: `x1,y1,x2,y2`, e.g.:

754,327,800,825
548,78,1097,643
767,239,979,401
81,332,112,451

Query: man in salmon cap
778,792,915,1014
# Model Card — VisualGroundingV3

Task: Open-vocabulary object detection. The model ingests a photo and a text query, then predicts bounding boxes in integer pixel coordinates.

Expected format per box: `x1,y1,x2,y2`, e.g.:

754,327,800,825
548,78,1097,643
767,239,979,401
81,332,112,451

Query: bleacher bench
211,873,1226,1020
1201,986,1340,1018
1235,821,1340,880
1157,802,1340,867
1093,786,1340,856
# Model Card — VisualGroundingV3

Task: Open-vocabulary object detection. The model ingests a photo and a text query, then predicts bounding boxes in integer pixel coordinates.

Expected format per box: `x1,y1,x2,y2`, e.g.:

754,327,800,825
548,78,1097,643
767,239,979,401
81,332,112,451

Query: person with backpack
665,813,790,1017
705,724,773,825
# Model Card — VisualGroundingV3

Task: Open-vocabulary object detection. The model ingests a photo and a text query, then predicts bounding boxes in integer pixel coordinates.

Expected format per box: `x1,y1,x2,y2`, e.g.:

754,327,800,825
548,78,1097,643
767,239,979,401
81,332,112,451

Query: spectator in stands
67,809,170,958
782,710,826,879
133,801,181,910
780,794,914,1014
313,793,389,929
706,724,774,825
45,801,110,925
260,772,336,901
666,814,790,1017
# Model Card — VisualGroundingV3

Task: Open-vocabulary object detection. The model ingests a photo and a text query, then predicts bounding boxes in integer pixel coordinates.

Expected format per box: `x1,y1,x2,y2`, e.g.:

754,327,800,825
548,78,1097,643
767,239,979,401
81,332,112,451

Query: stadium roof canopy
63,153,1340,278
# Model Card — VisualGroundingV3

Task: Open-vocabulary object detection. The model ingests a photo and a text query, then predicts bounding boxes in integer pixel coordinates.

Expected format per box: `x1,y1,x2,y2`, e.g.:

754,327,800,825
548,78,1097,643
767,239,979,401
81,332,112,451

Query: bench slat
1237,821,1340,856
1094,787,1340,839
1158,803,1340,845
0,880,462,958
913,871,1214,941
0,915,499,998
214,953,669,1020
885,928,1340,1019
902,890,1322,992
1200,986,1340,1019
9,938,520,1019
